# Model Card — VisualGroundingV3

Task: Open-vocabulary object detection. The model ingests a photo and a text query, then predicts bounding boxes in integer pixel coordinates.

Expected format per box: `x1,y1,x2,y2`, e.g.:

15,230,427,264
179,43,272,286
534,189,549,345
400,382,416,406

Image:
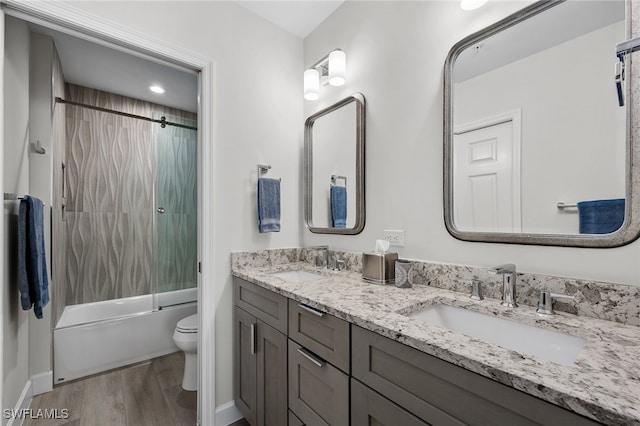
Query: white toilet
173,314,198,391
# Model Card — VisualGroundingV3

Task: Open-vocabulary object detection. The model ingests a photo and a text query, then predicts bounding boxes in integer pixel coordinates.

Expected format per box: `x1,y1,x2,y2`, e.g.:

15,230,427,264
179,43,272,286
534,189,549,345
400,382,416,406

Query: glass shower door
152,114,198,310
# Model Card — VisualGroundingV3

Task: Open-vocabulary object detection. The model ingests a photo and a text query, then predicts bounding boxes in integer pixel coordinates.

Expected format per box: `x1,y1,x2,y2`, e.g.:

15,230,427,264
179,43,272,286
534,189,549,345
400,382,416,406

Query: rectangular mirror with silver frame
305,93,365,234
444,0,640,247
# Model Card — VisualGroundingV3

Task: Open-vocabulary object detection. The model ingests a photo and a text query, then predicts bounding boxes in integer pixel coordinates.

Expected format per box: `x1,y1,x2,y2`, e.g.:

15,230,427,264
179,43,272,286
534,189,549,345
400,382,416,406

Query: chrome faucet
307,245,329,268
491,264,518,307
536,291,575,315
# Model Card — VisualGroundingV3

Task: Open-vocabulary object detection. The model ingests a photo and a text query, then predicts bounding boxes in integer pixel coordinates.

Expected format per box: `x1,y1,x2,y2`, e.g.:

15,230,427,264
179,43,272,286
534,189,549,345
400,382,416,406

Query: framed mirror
444,0,640,247
305,93,365,234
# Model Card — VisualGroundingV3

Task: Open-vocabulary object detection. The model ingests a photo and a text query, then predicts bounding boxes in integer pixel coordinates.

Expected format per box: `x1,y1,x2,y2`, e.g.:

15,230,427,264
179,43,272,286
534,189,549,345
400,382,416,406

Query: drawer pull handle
298,348,324,368
298,303,325,317
250,323,256,355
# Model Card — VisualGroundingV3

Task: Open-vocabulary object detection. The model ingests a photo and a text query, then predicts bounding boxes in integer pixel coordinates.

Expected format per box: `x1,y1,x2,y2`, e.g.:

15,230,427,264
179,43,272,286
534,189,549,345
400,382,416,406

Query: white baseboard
6,380,33,426
31,371,53,395
214,401,243,426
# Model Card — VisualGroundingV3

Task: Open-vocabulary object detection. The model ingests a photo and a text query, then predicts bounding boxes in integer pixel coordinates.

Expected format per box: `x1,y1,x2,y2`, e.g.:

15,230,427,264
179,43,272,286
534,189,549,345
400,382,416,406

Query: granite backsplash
230,248,640,326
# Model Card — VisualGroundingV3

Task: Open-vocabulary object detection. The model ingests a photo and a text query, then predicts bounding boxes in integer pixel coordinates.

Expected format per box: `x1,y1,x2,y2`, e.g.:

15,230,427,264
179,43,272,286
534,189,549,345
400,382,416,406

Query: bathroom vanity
231,250,640,425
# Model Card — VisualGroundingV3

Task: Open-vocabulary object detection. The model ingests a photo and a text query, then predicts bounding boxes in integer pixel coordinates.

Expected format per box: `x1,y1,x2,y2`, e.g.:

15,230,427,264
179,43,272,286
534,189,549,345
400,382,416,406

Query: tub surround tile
231,249,640,425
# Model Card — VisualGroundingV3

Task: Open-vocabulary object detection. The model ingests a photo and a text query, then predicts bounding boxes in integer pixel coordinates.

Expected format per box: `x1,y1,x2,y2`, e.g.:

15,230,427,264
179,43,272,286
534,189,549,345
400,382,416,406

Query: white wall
456,21,626,234
67,0,303,409
302,1,640,286
3,16,31,422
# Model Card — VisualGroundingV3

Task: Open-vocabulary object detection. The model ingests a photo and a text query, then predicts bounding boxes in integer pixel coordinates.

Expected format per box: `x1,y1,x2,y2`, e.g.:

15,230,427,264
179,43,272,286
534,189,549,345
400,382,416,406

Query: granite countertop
232,261,640,425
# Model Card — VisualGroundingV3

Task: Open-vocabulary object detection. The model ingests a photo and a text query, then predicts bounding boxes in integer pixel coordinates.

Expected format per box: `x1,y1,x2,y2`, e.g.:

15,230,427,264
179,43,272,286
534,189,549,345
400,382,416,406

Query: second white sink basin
406,304,585,366
270,270,323,283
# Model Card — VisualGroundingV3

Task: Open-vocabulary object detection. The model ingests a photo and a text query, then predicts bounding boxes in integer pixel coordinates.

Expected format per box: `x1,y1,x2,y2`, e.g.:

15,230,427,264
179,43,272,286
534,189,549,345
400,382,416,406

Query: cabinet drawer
289,410,304,426
288,340,349,426
352,326,601,426
234,277,288,333
351,378,429,426
288,299,350,373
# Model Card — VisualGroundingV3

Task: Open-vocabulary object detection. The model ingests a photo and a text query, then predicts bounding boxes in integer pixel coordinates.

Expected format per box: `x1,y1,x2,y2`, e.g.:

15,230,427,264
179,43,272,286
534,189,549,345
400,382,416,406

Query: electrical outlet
383,229,405,247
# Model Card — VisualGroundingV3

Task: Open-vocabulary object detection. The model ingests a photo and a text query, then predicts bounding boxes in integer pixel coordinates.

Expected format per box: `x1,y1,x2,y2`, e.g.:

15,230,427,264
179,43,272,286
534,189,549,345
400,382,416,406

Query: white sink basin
270,270,323,283
406,304,586,366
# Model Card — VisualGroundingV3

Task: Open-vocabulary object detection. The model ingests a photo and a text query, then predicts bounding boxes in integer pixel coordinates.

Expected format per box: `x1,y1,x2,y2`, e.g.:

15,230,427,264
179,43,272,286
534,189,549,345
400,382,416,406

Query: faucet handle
536,291,575,315
467,279,484,301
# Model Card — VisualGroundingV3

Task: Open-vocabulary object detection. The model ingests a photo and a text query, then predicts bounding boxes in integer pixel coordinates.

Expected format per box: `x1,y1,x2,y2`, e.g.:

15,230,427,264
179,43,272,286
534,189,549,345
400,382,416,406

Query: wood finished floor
26,352,197,426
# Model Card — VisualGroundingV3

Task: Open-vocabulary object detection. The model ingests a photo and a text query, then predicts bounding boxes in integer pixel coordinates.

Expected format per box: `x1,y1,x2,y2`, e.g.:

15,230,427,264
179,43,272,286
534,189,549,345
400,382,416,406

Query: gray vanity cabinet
289,410,304,426
287,300,351,425
351,378,429,426
234,307,258,425
288,340,349,426
351,326,602,426
288,299,350,373
233,278,288,426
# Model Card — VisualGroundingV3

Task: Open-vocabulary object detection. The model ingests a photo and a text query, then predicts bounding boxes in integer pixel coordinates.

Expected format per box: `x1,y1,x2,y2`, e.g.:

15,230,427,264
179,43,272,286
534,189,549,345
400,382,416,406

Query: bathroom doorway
1,3,215,424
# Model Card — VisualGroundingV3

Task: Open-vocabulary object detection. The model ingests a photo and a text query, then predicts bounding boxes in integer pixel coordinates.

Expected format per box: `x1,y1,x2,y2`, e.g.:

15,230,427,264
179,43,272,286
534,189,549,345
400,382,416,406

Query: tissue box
362,252,398,284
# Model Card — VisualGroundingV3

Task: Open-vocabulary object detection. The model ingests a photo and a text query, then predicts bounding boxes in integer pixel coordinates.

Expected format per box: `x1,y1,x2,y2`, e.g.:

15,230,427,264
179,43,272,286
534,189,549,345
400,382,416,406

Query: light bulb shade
328,50,346,87
304,69,320,100
460,0,488,10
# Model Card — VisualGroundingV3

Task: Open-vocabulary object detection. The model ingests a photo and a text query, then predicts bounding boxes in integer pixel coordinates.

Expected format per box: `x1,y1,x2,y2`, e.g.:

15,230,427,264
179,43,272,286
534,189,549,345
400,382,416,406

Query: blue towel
257,178,281,233
17,196,49,319
330,185,347,228
577,198,625,234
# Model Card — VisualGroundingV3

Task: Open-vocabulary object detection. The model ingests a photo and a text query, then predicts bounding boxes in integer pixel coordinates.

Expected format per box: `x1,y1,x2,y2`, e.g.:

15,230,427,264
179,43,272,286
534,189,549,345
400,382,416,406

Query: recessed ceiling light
149,85,165,94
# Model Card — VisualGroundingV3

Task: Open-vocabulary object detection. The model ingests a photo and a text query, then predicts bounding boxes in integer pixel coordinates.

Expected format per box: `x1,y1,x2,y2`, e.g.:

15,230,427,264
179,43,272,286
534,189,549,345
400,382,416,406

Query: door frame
0,2,216,424
454,109,522,232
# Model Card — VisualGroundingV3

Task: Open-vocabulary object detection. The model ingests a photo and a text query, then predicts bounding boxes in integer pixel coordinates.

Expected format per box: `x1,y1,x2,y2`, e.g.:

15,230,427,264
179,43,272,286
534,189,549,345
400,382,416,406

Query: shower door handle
157,207,165,214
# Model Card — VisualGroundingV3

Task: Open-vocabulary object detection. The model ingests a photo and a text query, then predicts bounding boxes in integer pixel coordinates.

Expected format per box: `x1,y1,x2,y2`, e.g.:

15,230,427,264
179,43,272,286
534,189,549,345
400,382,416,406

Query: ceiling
30,23,199,113
237,1,345,39
28,1,343,114
455,0,625,82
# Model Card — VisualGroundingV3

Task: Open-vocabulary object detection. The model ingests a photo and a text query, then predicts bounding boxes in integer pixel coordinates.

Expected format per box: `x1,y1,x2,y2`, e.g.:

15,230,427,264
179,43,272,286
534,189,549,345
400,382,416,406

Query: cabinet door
351,379,429,426
234,307,257,426
256,321,287,426
288,340,349,426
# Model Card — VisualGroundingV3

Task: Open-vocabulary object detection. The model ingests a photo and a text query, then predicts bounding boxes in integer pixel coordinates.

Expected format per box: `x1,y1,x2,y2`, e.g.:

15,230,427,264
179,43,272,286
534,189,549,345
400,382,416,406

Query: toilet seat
176,314,198,333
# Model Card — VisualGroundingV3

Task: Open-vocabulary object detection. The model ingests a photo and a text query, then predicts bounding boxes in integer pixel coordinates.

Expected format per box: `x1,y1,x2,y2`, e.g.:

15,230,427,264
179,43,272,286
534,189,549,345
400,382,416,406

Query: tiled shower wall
64,84,197,305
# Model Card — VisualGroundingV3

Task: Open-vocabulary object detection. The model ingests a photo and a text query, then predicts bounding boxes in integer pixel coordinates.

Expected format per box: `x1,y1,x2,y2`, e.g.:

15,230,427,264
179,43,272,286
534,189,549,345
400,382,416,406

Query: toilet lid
176,314,198,332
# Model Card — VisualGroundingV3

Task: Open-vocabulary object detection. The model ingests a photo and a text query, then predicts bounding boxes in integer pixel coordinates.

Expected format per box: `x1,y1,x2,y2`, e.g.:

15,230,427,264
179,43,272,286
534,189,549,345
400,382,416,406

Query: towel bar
557,202,577,210
4,193,45,206
256,164,281,182
257,164,271,176
331,175,347,186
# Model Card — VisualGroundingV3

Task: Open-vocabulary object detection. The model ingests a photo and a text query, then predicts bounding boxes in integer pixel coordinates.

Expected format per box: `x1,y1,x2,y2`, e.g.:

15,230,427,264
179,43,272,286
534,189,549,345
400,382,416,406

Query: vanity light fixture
303,49,346,101
461,0,488,11
149,85,165,94
304,69,320,101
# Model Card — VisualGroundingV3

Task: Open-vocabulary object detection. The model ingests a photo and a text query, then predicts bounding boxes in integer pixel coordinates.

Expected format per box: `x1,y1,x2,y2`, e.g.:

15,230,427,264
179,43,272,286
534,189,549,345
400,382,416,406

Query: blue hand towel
330,185,347,228
577,198,625,234
257,178,281,233
17,196,49,319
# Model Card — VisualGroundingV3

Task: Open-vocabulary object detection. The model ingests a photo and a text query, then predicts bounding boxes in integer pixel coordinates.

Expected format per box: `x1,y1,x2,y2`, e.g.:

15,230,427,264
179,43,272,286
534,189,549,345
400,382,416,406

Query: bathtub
54,288,197,383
